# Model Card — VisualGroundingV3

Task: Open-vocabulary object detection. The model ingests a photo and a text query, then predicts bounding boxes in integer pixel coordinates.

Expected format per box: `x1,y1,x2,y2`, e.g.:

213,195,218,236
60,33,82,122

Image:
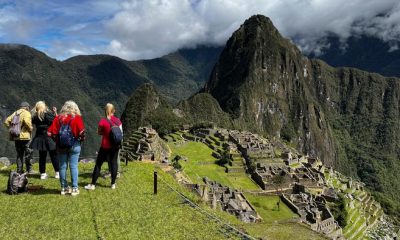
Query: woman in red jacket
85,103,122,190
48,101,85,196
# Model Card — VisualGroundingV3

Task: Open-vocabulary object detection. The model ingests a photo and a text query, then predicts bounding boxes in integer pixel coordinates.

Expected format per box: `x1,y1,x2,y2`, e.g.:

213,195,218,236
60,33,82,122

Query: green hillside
0,45,222,158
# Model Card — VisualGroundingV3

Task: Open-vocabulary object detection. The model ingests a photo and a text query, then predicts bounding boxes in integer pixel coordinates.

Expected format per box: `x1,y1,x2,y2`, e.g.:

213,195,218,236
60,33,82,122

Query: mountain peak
204,15,301,105
242,14,276,32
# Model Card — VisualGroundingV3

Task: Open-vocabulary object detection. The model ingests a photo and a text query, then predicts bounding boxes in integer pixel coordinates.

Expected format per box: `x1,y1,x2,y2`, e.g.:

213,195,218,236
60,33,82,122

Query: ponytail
104,103,115,118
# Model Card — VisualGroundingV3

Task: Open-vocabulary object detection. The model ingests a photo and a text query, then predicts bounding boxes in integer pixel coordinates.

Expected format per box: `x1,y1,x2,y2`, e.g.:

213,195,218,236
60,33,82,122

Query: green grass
244,195,298,223
0,162,231,240
289,162,301,168
168,141,259,190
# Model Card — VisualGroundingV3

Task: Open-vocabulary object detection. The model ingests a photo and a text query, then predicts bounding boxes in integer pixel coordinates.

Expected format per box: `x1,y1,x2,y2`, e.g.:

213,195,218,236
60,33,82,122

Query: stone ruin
191,178,261,223
120,127,169,162
282,184,344,240
251,164,293,191
251,160,326,192
229,130,275,158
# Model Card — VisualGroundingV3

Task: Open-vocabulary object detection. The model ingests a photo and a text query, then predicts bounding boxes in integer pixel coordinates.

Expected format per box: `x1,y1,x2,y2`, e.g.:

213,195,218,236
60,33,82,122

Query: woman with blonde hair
30,101,59,179
85,103,122,190
48,100,85,196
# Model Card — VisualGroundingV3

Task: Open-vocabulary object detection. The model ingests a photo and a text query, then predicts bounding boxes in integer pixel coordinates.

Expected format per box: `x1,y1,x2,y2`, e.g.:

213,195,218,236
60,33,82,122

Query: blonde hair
104,103,115,118
60,100,81,116
32,101,48,121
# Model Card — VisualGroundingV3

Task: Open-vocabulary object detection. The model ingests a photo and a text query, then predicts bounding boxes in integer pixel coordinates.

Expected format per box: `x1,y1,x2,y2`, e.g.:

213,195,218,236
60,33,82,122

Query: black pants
15,140,33,174
39,150,59,174
91,147,119,185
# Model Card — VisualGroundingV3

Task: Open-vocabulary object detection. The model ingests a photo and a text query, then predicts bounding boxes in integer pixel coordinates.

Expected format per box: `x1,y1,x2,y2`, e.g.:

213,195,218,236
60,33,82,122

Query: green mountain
203,15,400,220
123,15,400,222
121,84,232,135
0,44,222,158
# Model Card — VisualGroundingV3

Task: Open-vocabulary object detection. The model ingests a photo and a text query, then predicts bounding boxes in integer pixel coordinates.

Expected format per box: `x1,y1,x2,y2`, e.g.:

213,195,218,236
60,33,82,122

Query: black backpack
107,119,123,146
7,171,28,195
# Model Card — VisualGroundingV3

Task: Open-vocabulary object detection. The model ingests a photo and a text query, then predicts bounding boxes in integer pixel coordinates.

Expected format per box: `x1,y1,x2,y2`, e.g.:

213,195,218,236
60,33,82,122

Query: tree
172,155,183,170
216,149,232,166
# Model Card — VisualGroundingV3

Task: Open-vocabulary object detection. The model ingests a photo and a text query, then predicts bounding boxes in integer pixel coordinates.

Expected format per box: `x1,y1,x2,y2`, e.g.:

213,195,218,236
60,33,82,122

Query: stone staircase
119,131,147,162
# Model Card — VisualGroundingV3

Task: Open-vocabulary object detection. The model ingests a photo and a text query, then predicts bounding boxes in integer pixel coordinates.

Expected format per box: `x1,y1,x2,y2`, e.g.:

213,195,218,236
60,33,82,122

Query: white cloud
1,0,400,59
104,0,400,60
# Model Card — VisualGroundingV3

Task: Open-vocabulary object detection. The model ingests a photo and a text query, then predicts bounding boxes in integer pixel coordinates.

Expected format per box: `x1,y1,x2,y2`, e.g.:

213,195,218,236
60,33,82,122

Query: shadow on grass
0,187,60,196
28,187,60,195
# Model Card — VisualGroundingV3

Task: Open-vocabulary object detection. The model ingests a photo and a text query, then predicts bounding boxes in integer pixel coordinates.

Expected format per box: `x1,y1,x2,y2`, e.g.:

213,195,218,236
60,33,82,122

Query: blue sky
1,0,400,60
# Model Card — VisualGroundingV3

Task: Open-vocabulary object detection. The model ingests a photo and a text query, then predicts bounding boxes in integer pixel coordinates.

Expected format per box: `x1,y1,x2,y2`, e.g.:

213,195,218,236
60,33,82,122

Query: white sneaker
55,172,60,179
111,184,116,189
84,184,95,190
40,173,48,180
61,187,71,195
71,188,80,196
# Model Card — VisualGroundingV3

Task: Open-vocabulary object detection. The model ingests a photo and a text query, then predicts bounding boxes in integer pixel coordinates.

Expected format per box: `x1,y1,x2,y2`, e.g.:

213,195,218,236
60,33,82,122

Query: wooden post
154,171,158,195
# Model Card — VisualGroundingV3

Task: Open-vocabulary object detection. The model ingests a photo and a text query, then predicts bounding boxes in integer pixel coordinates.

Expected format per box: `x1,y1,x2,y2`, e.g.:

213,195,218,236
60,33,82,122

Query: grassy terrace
325,171,386,240
0,162,230,240
168,141,259,190
243,195,326,240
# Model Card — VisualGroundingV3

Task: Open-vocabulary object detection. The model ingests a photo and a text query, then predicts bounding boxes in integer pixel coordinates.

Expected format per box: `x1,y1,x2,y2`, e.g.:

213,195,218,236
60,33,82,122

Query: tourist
30,101,59,179
48,101,85,196
85,103,122,190
4,102,33,174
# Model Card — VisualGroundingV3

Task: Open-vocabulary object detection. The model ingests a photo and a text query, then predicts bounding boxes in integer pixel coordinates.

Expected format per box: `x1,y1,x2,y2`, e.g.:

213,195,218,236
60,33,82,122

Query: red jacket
48,114,85,141
98,116,122,149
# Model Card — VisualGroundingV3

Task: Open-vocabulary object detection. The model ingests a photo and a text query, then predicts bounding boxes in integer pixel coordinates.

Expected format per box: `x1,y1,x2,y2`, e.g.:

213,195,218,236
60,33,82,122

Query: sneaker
111,184,116,190
40,173,48,180
55,172,60,179
117,172,121,178
71,188,80,196
61,187,71,195
84,184,95,190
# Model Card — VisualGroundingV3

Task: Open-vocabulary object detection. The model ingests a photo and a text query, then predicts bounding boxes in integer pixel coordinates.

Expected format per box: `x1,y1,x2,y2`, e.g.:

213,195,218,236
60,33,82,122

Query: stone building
200,178,261,223
282,185,344,240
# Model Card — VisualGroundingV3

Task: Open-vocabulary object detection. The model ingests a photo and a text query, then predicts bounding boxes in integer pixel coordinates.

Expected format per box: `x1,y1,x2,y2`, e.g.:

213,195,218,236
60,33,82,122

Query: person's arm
3,113,13,128
23,111,33,132
97,119,104,135
52,107,58,117
46,112,55,125
76,116,86,141
47,115,59,138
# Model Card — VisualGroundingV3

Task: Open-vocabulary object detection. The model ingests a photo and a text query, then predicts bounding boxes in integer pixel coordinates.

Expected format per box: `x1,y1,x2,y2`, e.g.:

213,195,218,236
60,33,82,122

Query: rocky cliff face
204,15,336,166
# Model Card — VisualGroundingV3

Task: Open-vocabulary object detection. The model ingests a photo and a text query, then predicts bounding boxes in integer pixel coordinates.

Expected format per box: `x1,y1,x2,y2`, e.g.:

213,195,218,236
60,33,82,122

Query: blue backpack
107,119,123,146
58,118,76,149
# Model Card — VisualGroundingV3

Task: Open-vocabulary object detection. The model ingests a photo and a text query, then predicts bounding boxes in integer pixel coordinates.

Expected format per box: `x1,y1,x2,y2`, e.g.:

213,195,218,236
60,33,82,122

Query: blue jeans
58,143,81,189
